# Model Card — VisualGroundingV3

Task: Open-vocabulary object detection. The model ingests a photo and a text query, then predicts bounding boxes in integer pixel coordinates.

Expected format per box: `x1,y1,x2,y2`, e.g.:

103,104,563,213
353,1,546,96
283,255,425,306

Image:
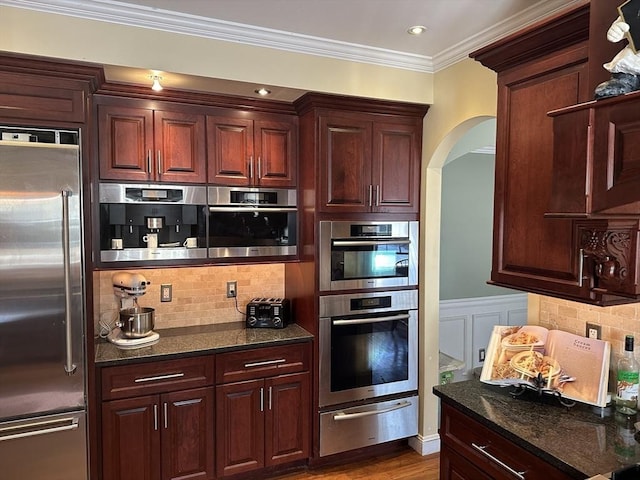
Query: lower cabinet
102,387,214,480
439,403,575,480
215,372,310,477
98,343,311,480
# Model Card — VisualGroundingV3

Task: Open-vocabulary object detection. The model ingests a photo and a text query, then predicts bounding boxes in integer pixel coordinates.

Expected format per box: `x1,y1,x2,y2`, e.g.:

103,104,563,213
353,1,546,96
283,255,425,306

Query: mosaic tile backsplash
94,264,285,336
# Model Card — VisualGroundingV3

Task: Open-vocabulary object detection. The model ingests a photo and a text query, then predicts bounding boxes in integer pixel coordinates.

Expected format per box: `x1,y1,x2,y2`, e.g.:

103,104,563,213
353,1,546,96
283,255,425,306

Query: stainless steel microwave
319,220,418,291
207,186,297,259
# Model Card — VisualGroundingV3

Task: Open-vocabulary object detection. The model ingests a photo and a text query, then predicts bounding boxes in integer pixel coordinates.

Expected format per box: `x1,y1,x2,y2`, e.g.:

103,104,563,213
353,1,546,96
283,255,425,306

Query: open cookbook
480,325,611,407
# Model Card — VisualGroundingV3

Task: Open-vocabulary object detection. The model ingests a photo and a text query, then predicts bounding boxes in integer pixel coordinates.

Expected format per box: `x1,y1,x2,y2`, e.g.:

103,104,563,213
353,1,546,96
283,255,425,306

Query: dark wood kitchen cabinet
97,101,206,184
207,113,297,187
439,403,575,480
469,5,601,302
215,343,311,478
99,356,215,480
295,93,428,215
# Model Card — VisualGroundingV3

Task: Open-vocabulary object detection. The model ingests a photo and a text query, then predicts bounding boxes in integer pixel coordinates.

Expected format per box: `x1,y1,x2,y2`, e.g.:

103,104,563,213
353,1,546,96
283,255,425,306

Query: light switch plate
161,284,172,302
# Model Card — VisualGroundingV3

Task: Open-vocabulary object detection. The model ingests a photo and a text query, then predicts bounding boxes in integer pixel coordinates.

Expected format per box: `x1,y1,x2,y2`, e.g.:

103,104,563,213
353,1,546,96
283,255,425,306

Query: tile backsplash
94,264,284,336
533,294,640,358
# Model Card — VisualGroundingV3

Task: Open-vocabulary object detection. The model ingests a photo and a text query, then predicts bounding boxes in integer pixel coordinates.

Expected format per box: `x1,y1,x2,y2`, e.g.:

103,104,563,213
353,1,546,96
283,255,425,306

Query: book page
480,325,611,407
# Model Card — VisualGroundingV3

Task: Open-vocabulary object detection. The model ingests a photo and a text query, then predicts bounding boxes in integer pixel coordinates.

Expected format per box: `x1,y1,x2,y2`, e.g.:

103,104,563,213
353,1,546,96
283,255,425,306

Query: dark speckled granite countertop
95,322,313,366
434,379,640,479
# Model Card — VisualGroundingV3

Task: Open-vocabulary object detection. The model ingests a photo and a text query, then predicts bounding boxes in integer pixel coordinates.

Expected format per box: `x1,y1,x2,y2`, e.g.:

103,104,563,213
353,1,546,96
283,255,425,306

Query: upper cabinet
296,94,428,216
97,99,206,184
472,2,640,304
207,113,297,187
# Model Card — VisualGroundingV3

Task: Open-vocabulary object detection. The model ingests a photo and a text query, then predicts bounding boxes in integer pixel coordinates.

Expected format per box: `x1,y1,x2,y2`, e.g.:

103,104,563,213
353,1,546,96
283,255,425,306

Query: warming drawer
319,395,418,456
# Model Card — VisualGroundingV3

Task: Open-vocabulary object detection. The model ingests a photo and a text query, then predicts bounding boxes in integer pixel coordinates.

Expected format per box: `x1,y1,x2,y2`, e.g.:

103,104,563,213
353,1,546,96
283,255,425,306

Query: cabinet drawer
101,356,214,400
440,404,574,480
216,343,310,384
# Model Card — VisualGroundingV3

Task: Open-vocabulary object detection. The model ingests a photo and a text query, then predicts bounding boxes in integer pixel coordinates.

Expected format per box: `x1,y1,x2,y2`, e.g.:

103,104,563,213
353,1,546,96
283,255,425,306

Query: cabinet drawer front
216,343,310,383
441,404,574,480
101,356,214,400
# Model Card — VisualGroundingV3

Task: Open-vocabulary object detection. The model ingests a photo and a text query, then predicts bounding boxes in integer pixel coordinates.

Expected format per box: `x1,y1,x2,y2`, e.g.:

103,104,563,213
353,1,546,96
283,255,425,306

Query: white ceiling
2,0,583,97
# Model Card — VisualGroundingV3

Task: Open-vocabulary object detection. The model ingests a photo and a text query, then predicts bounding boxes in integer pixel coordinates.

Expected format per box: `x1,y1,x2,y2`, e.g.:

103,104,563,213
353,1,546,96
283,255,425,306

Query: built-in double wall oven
318,289,419,456
319,220,418,292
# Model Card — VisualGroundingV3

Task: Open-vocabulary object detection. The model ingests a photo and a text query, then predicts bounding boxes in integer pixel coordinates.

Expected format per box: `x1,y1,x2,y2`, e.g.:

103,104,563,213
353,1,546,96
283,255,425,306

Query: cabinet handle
471,443,525,479
268,386,272,410
147,150,152,174
260,387,264,412
257,156,262,179
244,359,286,368
578,248,584,288
375,185,380,206
163,402,168,429
153,404,158,431
368,185,373,207
249,156,254,180
157,150,162,176
134,372,185,383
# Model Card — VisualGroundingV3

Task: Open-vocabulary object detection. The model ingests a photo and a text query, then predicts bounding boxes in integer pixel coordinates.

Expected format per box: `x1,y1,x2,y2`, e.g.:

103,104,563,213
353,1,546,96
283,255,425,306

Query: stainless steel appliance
0,127,88,479
208,186,297,258
319,220,418,291
99,183,208,262
318,290,418,456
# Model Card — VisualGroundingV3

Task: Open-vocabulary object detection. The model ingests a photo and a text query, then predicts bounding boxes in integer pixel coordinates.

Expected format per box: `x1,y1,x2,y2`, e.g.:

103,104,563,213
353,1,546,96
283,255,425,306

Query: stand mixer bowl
117,307,155,338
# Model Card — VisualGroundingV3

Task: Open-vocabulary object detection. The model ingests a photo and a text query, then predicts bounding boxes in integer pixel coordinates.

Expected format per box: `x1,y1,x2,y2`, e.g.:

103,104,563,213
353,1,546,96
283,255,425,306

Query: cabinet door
207,115,254,185
319,115,372,213
102,395,160,480
98,104,154,182
265,372,310,467
372,121,420,213
491,44,592,299
154,110,206,184
215,379,264,477
161,388,214,480
254,119,297,187
440,443,493,480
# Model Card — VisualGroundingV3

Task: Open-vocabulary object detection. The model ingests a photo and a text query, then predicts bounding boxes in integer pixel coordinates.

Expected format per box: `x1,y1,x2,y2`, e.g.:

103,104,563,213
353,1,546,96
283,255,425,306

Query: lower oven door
319,306,418,407
319,395,418,456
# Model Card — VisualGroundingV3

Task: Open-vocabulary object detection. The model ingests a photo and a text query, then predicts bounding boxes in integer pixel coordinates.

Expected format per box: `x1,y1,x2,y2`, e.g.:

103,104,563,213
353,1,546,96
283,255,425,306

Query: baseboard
408,433,440,456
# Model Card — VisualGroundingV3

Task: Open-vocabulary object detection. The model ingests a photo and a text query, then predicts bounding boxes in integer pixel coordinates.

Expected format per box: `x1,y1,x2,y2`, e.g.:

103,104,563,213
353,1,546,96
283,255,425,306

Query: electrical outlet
479,348,486,363
226,281,237,298
586,322,601,340
161,284,172,302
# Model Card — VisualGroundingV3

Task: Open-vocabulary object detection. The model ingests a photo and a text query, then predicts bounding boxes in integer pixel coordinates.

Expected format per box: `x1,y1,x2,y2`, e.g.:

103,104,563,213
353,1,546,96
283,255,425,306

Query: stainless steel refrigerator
0,131,88,479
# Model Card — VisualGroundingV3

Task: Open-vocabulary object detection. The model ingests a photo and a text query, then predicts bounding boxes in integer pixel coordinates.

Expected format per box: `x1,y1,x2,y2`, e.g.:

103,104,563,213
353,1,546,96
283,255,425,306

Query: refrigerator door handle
61,190,76,376
0,416,79,442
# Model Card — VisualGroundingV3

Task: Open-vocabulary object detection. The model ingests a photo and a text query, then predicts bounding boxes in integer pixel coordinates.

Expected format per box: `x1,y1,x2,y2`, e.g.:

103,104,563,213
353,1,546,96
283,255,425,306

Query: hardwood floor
269,450,440,480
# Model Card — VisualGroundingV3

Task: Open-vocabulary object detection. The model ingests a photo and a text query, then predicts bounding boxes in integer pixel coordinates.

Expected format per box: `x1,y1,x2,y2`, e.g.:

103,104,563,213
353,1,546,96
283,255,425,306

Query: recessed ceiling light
407,25,427,35
255,88,271,96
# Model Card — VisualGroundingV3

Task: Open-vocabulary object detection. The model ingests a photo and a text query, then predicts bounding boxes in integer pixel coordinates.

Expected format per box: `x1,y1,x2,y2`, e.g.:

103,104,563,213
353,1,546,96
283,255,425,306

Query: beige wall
417,58,497,444
0,6,433,104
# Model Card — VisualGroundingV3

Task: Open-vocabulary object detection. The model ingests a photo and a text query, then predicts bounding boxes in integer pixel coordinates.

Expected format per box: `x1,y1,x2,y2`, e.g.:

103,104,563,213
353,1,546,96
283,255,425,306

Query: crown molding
1,0,584,74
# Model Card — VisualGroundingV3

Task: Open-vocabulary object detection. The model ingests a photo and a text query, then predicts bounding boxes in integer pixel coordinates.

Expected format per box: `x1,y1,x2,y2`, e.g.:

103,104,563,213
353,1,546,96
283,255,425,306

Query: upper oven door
319,221,418,292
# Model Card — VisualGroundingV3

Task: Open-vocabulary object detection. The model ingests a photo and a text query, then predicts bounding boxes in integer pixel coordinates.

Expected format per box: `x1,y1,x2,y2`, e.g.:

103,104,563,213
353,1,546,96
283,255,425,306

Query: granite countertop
433,379,640,479
95,322,313,365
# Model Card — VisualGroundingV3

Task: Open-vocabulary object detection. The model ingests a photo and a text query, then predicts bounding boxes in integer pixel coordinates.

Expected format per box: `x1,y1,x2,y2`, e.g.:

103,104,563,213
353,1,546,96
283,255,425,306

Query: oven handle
333,400,413,421
332,313,410,326
208,206,297,213
332,239,411,247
